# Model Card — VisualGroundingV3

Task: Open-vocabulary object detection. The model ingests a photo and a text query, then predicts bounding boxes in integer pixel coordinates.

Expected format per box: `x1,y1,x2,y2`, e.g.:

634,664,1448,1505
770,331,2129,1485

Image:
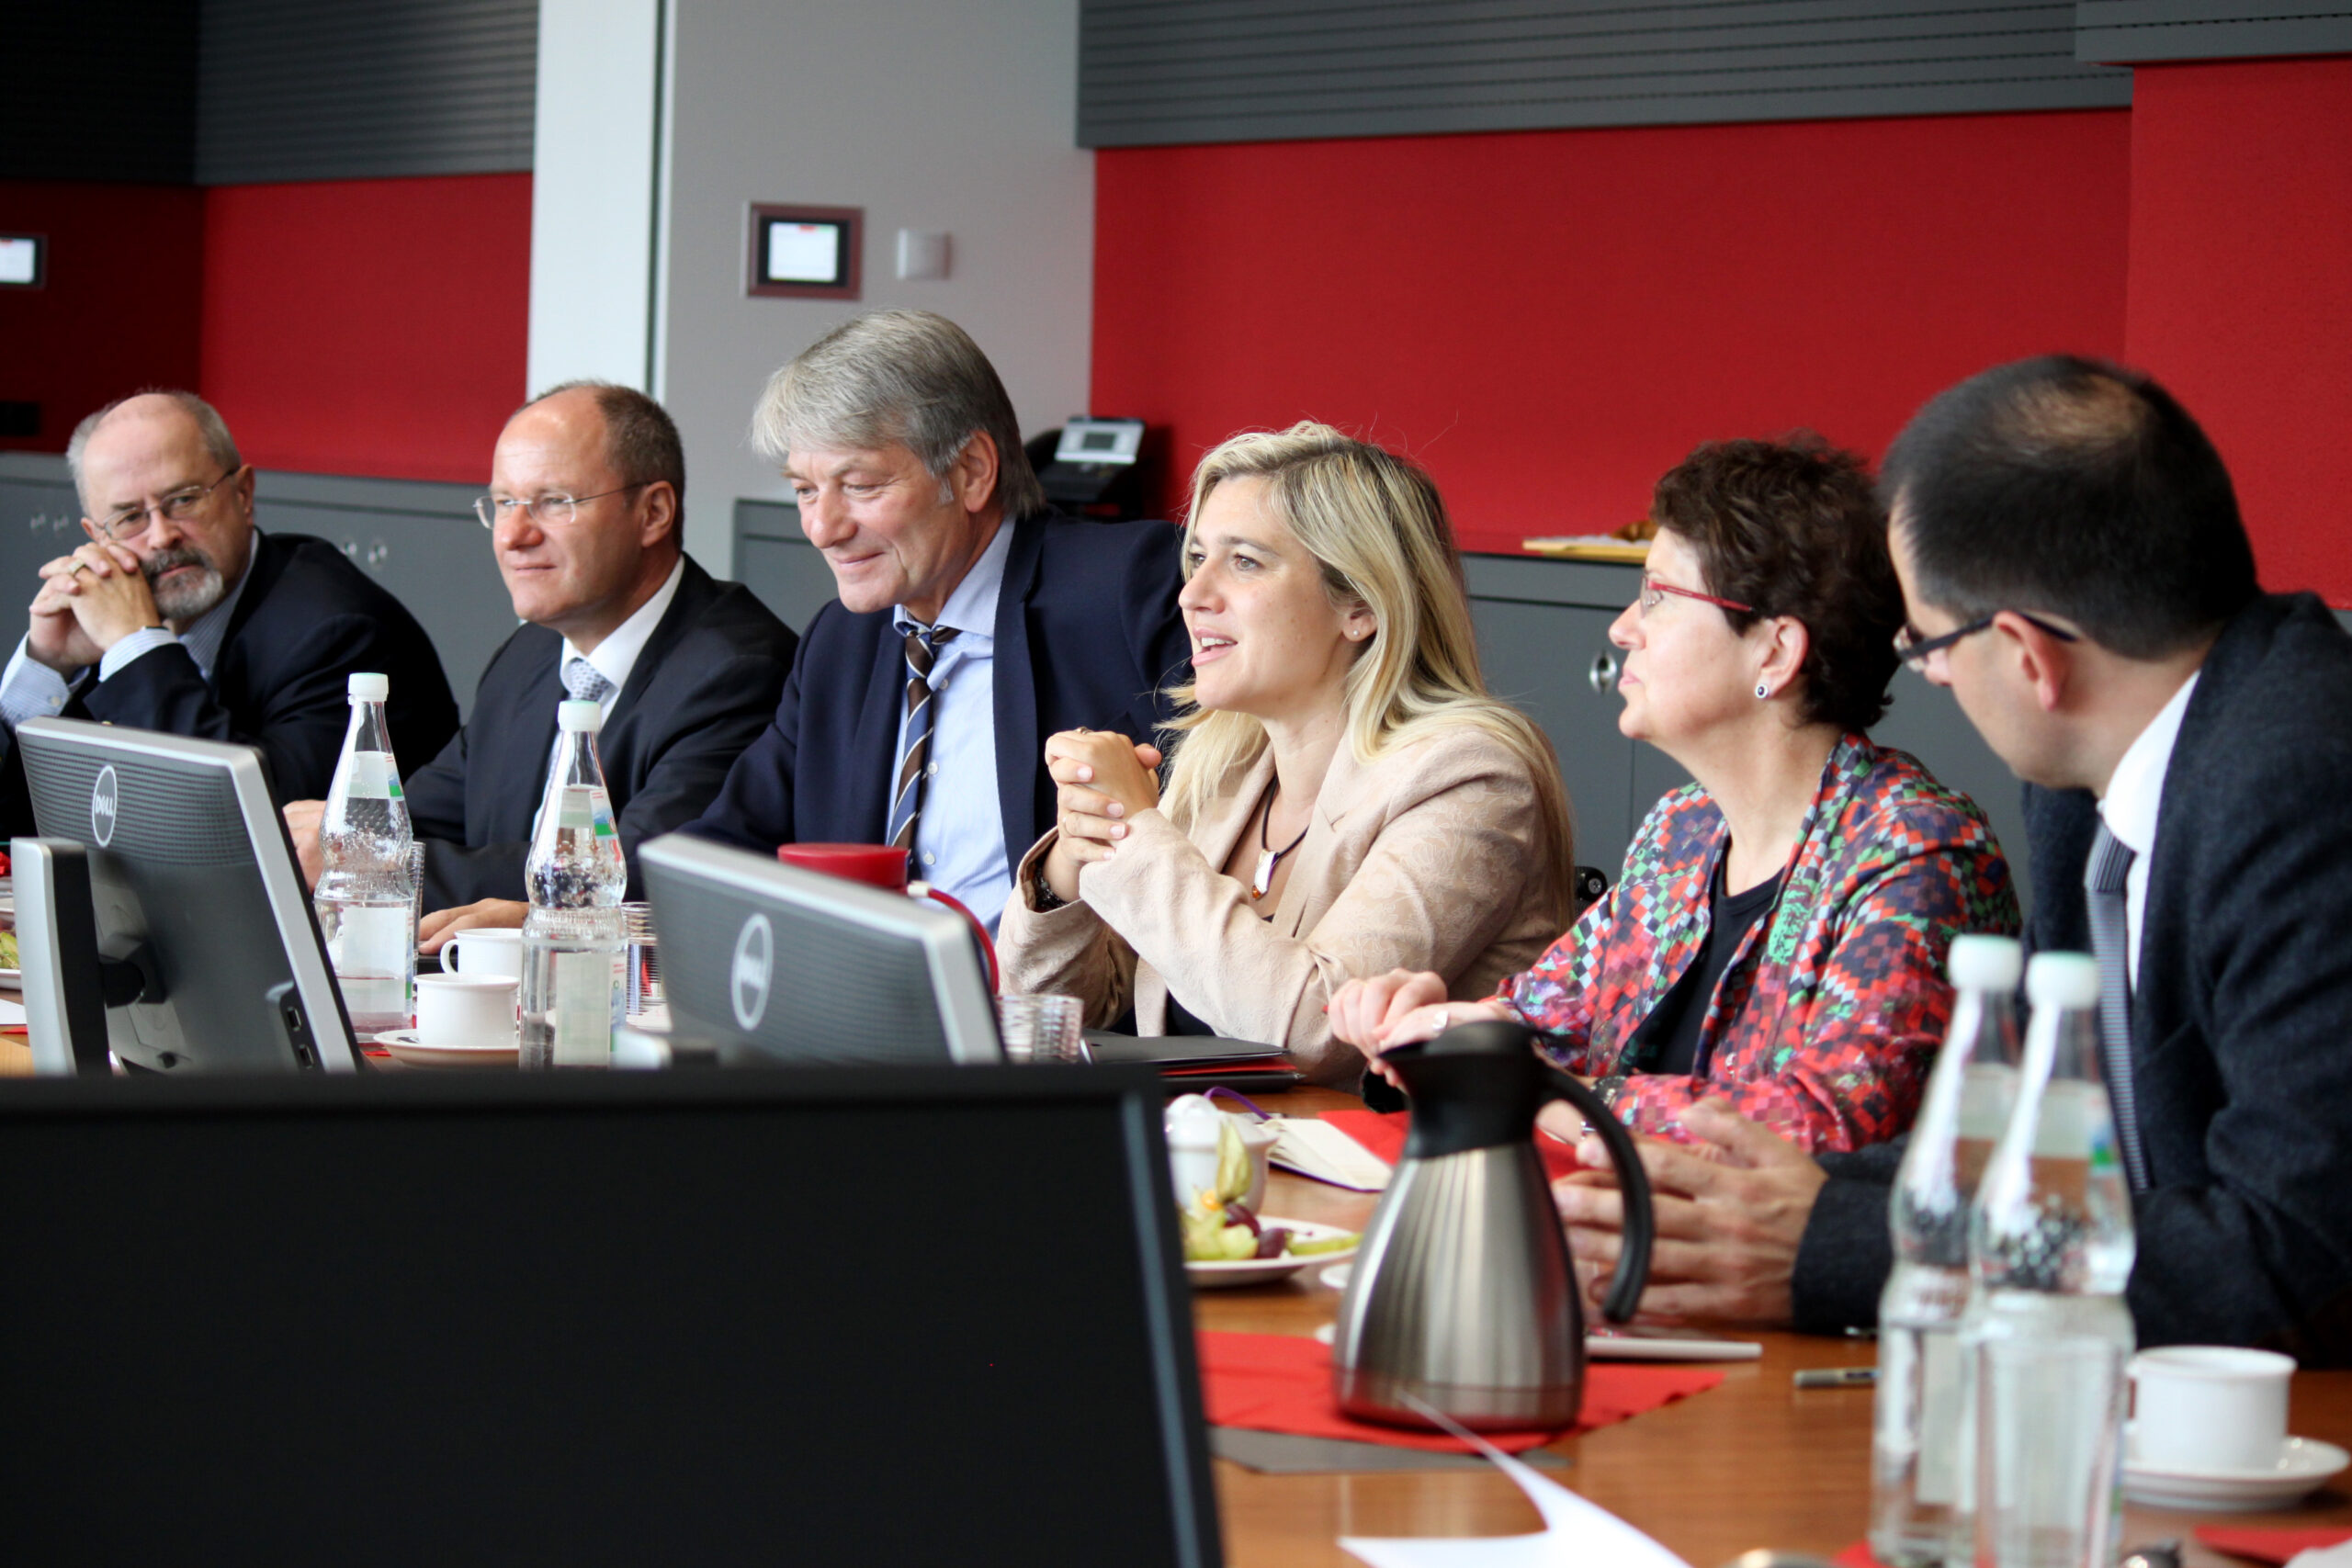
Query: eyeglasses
473,482,648,530
1894,612,2080,670
1639,573,1753,616
93,467,243,543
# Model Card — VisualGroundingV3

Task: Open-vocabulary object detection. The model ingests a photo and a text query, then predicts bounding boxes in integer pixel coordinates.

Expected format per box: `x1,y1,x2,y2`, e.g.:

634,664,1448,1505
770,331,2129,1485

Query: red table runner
1318,1108,1587,1184
1198,1329,1721,1454
2197,1529,2352,1563
1838,1529,2352,1568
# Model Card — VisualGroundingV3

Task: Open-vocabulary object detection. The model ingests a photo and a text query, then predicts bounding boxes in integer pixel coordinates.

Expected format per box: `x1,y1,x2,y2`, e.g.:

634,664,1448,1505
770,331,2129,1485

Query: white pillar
527,0,669,395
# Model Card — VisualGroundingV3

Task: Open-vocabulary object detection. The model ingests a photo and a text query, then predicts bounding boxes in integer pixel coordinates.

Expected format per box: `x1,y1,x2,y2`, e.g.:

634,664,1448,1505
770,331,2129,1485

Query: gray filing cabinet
733,501,2036,908
0,453,516,718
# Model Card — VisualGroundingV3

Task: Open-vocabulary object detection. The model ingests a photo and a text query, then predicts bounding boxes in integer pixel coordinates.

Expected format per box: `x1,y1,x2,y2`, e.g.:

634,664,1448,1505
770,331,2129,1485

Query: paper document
1340,1402,1693,1568
1268,1116,1391,1191
0,998,26,1027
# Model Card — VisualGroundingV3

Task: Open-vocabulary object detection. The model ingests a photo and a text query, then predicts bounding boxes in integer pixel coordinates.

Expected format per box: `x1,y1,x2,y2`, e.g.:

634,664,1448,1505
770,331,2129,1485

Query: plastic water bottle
1964,953,2136,1568
313,671,416,1035
520,699,626,1069
1871,934,2024,1567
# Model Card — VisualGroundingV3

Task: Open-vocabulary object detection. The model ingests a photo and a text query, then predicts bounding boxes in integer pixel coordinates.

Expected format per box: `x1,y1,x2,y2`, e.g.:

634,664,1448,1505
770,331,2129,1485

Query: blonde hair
1160,423,1575,907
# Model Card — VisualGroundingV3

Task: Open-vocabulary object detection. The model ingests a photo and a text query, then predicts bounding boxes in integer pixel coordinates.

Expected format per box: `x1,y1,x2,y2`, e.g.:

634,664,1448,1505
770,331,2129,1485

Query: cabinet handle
1589,651,1620,694
365,539,389,570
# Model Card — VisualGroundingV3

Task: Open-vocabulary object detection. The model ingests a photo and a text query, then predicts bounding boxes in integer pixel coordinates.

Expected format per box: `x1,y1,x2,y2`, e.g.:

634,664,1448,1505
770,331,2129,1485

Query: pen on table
1792,1366,1876,1389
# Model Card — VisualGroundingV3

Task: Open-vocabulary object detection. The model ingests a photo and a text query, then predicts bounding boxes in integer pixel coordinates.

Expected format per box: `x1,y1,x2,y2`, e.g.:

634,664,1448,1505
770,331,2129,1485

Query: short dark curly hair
1650,434,1905,734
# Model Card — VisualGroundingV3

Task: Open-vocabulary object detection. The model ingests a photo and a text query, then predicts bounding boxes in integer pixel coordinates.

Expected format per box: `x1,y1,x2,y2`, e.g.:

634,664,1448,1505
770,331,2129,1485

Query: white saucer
1186,1218,1357,1290
2123,1435,2350,1511
374,1030,518,1068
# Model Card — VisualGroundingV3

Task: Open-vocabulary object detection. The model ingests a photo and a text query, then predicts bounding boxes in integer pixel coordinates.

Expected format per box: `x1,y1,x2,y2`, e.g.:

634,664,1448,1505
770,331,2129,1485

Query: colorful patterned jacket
1494,734,2019,1152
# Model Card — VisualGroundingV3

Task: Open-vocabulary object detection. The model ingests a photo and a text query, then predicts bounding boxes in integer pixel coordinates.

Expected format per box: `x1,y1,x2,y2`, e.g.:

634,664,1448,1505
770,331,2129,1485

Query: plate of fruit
1182,1201,1358,1288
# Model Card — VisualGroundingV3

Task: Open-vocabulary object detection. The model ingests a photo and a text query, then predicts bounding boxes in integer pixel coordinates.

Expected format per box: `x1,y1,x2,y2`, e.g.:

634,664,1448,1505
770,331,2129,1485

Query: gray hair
750,310,1045,519
66,389,242,513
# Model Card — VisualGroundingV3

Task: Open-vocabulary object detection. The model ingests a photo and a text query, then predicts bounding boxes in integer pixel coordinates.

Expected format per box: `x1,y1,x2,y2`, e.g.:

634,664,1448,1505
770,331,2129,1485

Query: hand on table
420,899,527,953
1037,728,1162,904
282,801,327,888
28,542,156,672
1552,1098,1826,1327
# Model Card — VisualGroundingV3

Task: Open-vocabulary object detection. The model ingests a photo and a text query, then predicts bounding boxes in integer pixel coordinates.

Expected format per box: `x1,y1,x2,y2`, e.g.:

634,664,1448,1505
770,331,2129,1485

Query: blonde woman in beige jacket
994,423,1574,1086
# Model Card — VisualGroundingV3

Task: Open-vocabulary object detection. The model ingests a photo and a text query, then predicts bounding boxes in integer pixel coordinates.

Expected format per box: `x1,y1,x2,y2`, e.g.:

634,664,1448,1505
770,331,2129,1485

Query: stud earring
1755,682,1770,699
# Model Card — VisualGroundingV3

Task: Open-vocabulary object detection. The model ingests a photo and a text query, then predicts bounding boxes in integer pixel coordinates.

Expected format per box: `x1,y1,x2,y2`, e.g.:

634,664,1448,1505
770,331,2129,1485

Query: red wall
0,181,206,454
2121,57,2352,605
200,172,531,483
1092,112,2133,554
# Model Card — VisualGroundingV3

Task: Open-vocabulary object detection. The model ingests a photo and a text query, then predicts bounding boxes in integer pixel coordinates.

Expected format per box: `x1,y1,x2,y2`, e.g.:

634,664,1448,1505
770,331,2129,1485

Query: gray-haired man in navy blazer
285,383,797,925
684,310,1190,932
1555,356,2352,1363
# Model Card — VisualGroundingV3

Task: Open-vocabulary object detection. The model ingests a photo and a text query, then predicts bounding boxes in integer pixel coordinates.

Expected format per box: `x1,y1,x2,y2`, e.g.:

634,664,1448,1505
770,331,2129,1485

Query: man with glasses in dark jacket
0,389,458,823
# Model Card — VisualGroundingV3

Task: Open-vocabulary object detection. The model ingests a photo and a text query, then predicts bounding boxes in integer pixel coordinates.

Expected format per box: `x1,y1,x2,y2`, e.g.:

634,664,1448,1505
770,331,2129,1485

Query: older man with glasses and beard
0,390,458,824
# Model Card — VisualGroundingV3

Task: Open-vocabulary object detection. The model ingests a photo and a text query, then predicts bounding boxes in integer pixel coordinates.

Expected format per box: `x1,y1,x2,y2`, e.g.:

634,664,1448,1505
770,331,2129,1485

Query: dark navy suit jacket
405,555,797,907
1793,594,2352,1362
0,531,458,829
684,511,1189,866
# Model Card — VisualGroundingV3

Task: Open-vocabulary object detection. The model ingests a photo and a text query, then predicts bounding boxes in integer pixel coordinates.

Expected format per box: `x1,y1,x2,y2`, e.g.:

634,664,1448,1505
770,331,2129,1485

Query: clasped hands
28,539,163,673
1036,728,1162,905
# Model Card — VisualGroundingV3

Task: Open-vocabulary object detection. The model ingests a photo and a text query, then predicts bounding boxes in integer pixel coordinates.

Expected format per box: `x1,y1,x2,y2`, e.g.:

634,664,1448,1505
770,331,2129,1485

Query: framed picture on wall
747,205,861,300
0,234,46,289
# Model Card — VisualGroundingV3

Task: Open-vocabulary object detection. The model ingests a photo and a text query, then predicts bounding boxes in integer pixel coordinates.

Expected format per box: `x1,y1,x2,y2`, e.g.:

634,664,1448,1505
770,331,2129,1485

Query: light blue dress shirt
891,522,1014,931
0,549,255,743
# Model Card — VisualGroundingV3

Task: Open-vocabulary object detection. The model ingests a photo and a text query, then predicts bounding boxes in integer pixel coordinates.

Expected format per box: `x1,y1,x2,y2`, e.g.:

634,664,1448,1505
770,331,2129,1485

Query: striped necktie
887,624,958,853
563,657,613,705
2085,822,2151,1191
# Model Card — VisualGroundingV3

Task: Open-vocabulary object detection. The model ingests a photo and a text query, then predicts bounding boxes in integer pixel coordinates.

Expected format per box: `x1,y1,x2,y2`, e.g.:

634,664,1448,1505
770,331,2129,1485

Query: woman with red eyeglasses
1330,435,2021,1154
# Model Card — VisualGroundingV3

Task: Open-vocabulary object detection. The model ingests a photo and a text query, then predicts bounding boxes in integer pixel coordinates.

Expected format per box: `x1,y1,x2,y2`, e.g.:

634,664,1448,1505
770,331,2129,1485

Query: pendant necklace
1250,777,1311,900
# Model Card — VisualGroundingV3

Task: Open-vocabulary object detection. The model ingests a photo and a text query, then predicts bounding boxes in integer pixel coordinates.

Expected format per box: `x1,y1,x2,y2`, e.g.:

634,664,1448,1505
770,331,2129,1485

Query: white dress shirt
560,556,684,719
2097,670,2200,988
0,551,256,743
891,523,1014,931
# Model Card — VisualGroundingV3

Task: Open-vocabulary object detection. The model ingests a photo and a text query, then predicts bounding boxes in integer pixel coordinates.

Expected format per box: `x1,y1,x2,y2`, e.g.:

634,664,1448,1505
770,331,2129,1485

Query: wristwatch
1030,856,1068,912
1590,1072,1628,1114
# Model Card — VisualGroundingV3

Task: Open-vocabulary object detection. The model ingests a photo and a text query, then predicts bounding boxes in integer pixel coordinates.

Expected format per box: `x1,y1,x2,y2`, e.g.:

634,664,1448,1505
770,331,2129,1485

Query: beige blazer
996,726,1568,1086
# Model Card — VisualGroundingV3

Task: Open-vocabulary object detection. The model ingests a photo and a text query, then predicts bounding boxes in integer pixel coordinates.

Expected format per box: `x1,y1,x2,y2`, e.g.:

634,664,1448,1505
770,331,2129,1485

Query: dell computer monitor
0,1066,1221,1567
641,832,1000,1066
13,716,360,1074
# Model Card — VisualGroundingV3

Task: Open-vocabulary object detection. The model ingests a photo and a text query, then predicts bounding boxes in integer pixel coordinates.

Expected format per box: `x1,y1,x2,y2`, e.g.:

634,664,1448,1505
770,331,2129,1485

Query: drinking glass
622,901,662,1021
996,993,1086,1064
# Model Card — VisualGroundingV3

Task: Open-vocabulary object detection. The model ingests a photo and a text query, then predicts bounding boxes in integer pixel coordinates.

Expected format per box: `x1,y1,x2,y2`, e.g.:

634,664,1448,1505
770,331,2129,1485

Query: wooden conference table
1200,1087,2352,1568
2,1044,2343,1566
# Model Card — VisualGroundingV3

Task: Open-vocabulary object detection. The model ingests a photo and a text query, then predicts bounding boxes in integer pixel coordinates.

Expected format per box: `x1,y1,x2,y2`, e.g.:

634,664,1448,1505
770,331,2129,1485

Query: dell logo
90,764,119,848
731,912,774,1031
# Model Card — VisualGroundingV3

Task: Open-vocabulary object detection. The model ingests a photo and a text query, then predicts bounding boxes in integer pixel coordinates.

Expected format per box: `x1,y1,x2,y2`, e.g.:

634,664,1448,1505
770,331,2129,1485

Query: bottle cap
557,698,604,732
2025,952,2102,1010
1947,933,2023,992
346,672,389,702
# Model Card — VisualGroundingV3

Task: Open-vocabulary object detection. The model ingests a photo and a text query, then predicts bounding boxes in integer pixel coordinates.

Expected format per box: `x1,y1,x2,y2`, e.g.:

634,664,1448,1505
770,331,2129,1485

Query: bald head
68,391,241,517
487,382,684,651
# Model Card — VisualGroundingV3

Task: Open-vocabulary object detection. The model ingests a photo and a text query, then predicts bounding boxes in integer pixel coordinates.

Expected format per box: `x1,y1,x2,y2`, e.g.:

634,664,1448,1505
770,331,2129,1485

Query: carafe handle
1539,1069,1655,1325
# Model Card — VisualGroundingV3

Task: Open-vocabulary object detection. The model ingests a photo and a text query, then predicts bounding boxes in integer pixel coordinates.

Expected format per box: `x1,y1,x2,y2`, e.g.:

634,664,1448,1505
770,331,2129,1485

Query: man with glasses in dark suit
284,381,797,928
1553,356,2352,1362
0,389,458,818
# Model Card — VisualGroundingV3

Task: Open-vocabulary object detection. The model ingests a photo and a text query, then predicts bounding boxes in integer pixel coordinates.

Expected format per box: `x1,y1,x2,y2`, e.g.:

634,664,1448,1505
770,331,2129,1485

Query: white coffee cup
442,927,524,979
413,973,519,1047
2129,1345,2295,1472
